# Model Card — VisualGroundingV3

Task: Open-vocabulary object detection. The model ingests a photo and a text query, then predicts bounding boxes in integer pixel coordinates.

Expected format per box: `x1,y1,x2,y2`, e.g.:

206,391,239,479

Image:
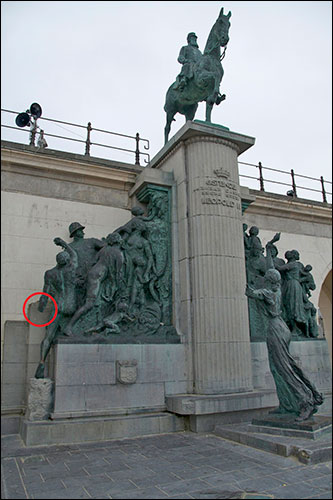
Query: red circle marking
23,292,58,327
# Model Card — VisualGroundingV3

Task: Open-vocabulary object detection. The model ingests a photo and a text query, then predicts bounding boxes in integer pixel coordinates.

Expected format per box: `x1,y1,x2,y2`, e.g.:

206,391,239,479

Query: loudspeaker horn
30,102,42,118
15,112,31,128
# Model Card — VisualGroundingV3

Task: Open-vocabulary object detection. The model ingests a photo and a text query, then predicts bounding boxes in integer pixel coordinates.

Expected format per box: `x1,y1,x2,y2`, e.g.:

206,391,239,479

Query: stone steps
20,411,185,446
214,420,332,464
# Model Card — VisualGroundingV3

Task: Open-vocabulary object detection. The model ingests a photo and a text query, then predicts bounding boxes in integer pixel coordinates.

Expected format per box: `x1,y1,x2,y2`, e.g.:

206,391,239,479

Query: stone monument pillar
150,121,256,395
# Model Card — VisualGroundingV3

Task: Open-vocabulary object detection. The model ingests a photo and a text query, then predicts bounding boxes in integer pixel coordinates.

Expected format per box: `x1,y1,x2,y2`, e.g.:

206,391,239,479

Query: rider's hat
69,221,85,237
187,32,197,41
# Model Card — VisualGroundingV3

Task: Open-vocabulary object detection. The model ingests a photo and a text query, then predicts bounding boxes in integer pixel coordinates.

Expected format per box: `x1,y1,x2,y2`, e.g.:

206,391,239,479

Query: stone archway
318,269,332,366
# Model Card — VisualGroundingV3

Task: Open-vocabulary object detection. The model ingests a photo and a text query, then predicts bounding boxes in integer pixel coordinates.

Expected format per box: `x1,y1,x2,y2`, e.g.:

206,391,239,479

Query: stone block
158,413,185,433
55,362,116,386
21,419,50,446
1,362,27,384
21,412,185,446
59,420,105,444
3,320,28,344
1,415,21,435
27,343,43,363
3,343,27,362
164,380,187,395
1,384,26,408
166,390,278,416
103,414,160,440
26,378,54,421
53,385,85,412
55,343,101,363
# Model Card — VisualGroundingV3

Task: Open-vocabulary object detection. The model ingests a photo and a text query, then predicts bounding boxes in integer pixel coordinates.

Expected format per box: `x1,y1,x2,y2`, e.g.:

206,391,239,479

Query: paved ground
1,431,332,499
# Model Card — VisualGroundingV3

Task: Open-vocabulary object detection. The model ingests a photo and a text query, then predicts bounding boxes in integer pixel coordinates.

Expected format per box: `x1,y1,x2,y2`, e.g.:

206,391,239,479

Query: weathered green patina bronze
244,226,321,342
164,7,231,143
246,268,324,421
35,237,79,378
35,188,178,377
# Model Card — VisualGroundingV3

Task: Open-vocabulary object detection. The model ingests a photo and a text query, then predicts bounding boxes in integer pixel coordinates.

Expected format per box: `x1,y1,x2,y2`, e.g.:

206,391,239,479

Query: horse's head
204,7,231,54
218,8,231,47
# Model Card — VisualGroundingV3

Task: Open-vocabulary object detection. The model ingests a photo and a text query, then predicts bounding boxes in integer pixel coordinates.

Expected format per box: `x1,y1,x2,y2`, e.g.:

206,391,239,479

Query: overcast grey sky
1,1,332,201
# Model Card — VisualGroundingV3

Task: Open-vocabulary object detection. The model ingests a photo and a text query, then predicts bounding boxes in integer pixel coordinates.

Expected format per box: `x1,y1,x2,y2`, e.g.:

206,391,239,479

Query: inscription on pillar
193,167,241,210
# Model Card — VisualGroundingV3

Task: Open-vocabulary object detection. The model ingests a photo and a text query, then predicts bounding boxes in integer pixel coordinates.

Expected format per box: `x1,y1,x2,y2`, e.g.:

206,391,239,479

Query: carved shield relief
116,360,138,384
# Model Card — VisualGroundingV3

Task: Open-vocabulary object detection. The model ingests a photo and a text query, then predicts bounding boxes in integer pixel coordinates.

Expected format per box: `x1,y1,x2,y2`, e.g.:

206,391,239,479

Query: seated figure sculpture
173,32,203,90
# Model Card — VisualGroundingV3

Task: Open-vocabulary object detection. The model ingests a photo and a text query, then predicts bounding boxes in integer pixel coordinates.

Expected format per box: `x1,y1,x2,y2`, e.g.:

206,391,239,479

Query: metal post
85,122,92,156
290,169,297,197
320,176,327,203
29,117,38,146
135,133,140,165
258,162,265,191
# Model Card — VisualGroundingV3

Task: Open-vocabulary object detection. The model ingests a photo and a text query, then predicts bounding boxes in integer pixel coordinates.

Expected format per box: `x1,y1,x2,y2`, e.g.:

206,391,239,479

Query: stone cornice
243,189,332,225
150,121,255,168
150,135,240,171
184,135,240,153
151,141,184,170
1,143,141,191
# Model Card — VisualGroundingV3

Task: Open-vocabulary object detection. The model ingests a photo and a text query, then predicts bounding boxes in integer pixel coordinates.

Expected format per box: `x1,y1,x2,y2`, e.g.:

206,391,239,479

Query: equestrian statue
164,7,231,144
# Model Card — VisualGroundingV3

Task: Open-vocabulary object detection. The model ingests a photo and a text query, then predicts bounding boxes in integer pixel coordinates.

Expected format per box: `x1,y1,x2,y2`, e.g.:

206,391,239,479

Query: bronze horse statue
164,8,231,144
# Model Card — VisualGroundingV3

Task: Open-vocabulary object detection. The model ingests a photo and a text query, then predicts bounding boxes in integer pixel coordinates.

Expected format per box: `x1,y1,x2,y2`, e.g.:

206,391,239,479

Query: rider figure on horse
173,32,202,90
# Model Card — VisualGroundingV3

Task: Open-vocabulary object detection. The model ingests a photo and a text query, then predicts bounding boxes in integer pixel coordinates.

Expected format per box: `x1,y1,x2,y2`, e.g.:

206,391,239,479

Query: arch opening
318,269,332,366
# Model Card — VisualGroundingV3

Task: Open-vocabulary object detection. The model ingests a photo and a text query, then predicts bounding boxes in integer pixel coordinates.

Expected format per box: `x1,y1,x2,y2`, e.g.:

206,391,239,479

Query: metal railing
1,108,331,203
1,108,150,165
239,161,332,204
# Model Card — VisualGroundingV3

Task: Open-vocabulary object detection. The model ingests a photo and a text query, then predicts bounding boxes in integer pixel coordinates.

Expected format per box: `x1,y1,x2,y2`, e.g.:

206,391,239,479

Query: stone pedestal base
251,415,332,439
166,390,279,432
20,412,184,446
51,343,186,419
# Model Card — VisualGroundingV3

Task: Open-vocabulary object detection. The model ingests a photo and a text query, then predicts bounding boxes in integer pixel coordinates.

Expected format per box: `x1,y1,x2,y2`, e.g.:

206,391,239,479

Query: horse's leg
205,101,214,122
185,104,198,122
164,111,176,144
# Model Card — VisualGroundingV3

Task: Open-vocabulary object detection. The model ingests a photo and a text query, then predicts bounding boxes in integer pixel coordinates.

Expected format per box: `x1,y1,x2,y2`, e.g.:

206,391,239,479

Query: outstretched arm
245,284,264,300
93,238,106,250
53,237,78,269
265,232,281,270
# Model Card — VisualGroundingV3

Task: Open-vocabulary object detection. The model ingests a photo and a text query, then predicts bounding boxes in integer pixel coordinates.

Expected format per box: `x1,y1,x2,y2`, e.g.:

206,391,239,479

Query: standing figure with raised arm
35,237,78,378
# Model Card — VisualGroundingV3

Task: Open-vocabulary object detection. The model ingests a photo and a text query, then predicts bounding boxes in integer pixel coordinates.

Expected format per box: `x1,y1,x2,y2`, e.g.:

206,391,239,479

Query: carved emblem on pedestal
116,360,138,384
213,168,230,178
